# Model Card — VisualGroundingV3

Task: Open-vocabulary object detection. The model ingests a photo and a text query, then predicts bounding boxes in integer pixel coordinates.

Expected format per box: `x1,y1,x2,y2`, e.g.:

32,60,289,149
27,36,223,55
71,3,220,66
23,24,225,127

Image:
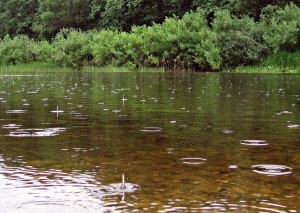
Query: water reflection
0,72,299,212
0,155,103,212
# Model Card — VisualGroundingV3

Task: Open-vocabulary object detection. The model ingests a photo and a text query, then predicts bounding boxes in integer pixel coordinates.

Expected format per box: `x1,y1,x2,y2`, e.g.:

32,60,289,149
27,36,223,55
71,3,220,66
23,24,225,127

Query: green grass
227,66,300,74
82,65,165,72
2,51,300,74
0,62,165,73
227,51,300,74
0,62,74,73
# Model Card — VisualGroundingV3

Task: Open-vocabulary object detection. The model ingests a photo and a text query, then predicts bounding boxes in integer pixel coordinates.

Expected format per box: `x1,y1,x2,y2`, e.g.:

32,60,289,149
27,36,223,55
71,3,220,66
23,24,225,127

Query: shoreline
1,62,300,74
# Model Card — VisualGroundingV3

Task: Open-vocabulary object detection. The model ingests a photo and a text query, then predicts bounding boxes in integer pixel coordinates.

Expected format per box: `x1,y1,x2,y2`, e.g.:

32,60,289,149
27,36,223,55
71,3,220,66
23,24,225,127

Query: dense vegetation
1,0,300,71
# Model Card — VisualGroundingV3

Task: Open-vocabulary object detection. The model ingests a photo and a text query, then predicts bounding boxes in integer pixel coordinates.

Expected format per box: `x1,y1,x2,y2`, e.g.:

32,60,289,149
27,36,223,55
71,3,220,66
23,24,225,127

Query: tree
192,0,300,20
33,0,92,39
98,0,193,31
260,3,300,52
0,0,38,38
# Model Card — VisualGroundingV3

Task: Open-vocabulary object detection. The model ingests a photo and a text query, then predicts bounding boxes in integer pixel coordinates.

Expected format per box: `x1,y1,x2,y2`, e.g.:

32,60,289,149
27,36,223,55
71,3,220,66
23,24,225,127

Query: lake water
0,72,299,212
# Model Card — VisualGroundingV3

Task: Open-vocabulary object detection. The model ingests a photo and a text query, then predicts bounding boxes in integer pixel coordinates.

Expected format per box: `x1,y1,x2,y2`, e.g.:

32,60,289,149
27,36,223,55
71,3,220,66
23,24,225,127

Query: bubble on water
240,140,268,146
252,164,292,176
180,157,207,165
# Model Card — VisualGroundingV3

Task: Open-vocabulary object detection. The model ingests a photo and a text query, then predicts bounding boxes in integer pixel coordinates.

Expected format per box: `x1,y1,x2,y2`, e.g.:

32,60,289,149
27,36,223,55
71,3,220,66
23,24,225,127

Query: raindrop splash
252,164,292,176
180,157,207,165
141,127,163,133
240,140,269,146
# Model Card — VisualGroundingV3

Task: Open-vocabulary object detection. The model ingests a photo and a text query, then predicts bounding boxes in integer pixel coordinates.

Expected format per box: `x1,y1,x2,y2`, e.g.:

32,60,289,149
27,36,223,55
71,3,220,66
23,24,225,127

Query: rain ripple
6,128,66,137
240,140,269,146
0,165,105,213
141,127,163,133
180,157,207,165
252,164,292,176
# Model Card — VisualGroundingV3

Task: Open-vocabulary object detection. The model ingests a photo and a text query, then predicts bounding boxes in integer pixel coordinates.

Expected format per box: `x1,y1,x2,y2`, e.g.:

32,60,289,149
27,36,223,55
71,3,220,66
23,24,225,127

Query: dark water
0,72,299,212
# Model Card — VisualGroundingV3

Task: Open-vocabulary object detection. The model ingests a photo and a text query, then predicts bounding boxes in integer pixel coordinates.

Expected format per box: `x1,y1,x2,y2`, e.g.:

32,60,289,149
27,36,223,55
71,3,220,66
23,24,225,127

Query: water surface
0,72,299,212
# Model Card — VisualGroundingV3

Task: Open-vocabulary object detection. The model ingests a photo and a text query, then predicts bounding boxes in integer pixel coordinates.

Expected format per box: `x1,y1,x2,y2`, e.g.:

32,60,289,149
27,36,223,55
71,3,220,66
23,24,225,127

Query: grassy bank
0,62,165,73
228,51,300,74
229,66,300,74
1,62,300,74
1,51,300,74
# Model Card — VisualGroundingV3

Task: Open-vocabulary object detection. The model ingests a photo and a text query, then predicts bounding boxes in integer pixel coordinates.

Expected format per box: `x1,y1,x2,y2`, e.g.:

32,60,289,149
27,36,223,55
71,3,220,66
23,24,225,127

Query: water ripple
180,157,207,165
6,128,66,137
141,127,163,133
252,164,292,176
240,140,269,146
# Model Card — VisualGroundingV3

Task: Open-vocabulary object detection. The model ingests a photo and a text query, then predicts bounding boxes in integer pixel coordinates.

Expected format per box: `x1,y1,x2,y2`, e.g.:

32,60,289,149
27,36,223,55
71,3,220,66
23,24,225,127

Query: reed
0,62,73,73
261,51,300,68
0,62,164,73
228,51,300,74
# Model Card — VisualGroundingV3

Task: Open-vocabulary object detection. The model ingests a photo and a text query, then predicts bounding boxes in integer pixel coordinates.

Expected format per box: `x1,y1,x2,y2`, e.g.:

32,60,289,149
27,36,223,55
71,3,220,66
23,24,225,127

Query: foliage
0,0,38,38
1,1,300,72
192,0,300,19
32,40,54,63
212,10,269,68
97,0,193,31
33,0,92,39
261,51,300,68
260,3,300,52
50,29,93,68
0,35,36,65
92,10,221,70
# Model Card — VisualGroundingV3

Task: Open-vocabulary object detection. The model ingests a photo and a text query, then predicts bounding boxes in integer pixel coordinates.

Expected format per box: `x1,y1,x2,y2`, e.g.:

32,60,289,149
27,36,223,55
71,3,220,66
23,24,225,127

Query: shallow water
0,72,299,212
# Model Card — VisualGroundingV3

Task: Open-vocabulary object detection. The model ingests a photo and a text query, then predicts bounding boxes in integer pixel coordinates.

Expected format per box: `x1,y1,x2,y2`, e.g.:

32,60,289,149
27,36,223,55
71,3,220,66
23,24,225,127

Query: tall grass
230,51,300,73
0,62,73,73
261,51,300,68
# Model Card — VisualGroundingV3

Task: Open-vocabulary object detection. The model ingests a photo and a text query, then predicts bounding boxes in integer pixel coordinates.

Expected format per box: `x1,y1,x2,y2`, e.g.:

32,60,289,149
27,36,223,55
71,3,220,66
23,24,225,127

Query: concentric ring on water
252,164,292,176
240,140,269,146
6,128,66,137
180,157,207,165
141,127,162,133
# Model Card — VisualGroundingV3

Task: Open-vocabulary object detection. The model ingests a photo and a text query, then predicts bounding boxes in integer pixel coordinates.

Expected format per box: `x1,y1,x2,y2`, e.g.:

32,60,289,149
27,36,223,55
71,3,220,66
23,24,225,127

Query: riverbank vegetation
0,1,300,73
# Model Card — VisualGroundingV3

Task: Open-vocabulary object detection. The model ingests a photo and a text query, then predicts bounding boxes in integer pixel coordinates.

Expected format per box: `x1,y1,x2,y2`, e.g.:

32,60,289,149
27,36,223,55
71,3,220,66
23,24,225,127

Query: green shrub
212,10,269,68
260,3,300,52
50,28,93,68
32,40,55,63
92,30,145,69
0,35,35,65
261,51,300,68
91,30,118,66
132,10,222,70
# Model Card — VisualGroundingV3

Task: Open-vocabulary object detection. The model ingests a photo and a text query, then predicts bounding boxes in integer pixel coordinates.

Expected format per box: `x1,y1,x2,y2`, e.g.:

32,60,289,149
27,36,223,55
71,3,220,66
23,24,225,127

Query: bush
32,40,55,63
132,10,222,70
91,30,118,66
261,51,300,68
212,10,269,68
50,28,93,68
0,35,36,65
260,3,300,52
